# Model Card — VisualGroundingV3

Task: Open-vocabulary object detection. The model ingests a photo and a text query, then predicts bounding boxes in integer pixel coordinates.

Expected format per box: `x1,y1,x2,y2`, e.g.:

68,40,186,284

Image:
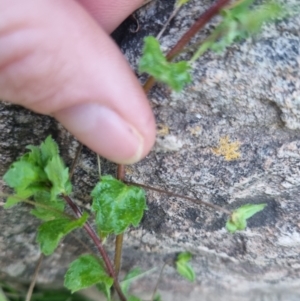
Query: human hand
0,0,156,164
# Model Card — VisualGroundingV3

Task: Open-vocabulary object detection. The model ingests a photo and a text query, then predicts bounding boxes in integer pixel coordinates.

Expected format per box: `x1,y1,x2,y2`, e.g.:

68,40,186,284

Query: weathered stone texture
1,0,300,300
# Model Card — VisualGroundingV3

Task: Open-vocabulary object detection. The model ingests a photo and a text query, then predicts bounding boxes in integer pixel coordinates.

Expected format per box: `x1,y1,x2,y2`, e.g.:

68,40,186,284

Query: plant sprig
2,136,148,301
141,0,289,92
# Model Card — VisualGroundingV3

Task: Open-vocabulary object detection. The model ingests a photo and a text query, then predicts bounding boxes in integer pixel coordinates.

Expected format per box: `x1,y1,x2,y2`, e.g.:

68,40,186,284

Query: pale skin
0,0,156,164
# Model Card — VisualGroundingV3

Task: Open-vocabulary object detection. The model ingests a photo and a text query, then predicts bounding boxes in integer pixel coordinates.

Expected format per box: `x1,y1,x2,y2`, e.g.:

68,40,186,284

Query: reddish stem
114,164,125,277
62,195,127,301
143,0,231,92
167,0,231,60
117,164,125,180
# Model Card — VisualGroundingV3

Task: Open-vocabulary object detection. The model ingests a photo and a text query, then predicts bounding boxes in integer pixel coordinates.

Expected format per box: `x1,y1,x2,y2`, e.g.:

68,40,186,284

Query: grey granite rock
1,0,300,300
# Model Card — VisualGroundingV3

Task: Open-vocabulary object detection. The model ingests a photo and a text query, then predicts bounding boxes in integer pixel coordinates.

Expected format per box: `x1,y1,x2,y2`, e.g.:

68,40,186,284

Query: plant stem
189,30,220,63
62,195,127,301
156,5,181,40
69,143,82,180
125,181,231,214
117,164,125,180
25,254,44,301
97,154,101,180
143,76,156,94
7,197,75,220
151,263,167,301
143,0,231,91
114,164,125,277
114,234,124,277
166,0,231,60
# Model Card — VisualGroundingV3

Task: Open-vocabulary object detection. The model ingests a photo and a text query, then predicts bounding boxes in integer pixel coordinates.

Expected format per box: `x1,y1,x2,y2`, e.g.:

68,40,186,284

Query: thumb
0,0,156,164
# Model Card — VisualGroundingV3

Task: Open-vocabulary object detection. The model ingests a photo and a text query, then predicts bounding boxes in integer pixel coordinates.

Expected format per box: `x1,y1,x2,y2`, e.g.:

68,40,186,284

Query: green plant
140,0,291,92
2,0,292,298
3,136,146,301
2,136,265,300
175,252,195,282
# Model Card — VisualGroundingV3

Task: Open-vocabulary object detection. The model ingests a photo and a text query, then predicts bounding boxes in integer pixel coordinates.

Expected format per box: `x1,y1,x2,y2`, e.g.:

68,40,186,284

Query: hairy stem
114,164,125,277
125,181,231,214
62,195,127,301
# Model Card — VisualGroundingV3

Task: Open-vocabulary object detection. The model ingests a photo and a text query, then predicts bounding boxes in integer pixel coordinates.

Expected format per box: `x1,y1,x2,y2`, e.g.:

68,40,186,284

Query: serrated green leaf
226,203,267,233
3,135,69,209
176,252,195,282
4,195,24,209
139,36,191,92
40,136,59,165
37,212,88,255
64,254,113,293
24,145,43,166
31,191,65,221
212,0,286,53
44,155,71,200
96,283,111,301
91,175,147,237
3,161,45,195
192,0,288,60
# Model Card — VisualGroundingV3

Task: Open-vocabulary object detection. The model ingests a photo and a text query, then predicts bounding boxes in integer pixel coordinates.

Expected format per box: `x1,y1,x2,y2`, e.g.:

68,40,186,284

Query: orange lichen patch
125,166,135,175
157,124,169,136
188,126,202,137
212,136,241,161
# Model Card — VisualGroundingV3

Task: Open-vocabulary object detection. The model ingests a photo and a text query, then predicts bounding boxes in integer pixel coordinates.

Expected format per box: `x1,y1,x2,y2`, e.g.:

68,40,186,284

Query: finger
76,0,144,33
0,0,156,164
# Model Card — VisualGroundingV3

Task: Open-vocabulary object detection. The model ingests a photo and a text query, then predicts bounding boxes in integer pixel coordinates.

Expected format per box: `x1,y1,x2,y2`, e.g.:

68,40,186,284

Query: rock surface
1,0,300,300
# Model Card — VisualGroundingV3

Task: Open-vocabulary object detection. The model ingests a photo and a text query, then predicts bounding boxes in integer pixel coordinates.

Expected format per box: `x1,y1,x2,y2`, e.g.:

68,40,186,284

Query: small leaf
226,203,267,233
3,161,45,196
4,195,23,209
24,145,43,166
45,155,72,200
154,293,162,301
37,212,88,255
31,191,65,221
40,136,59,165
120,267,156,295
91,175,147,237
139,36,191,92
212,0,286,53
176,252,195,282
128,296,142,301
64,254,113,293
225,220,238,233
176,0,190,7
121,268,142,295
177,251,192,263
